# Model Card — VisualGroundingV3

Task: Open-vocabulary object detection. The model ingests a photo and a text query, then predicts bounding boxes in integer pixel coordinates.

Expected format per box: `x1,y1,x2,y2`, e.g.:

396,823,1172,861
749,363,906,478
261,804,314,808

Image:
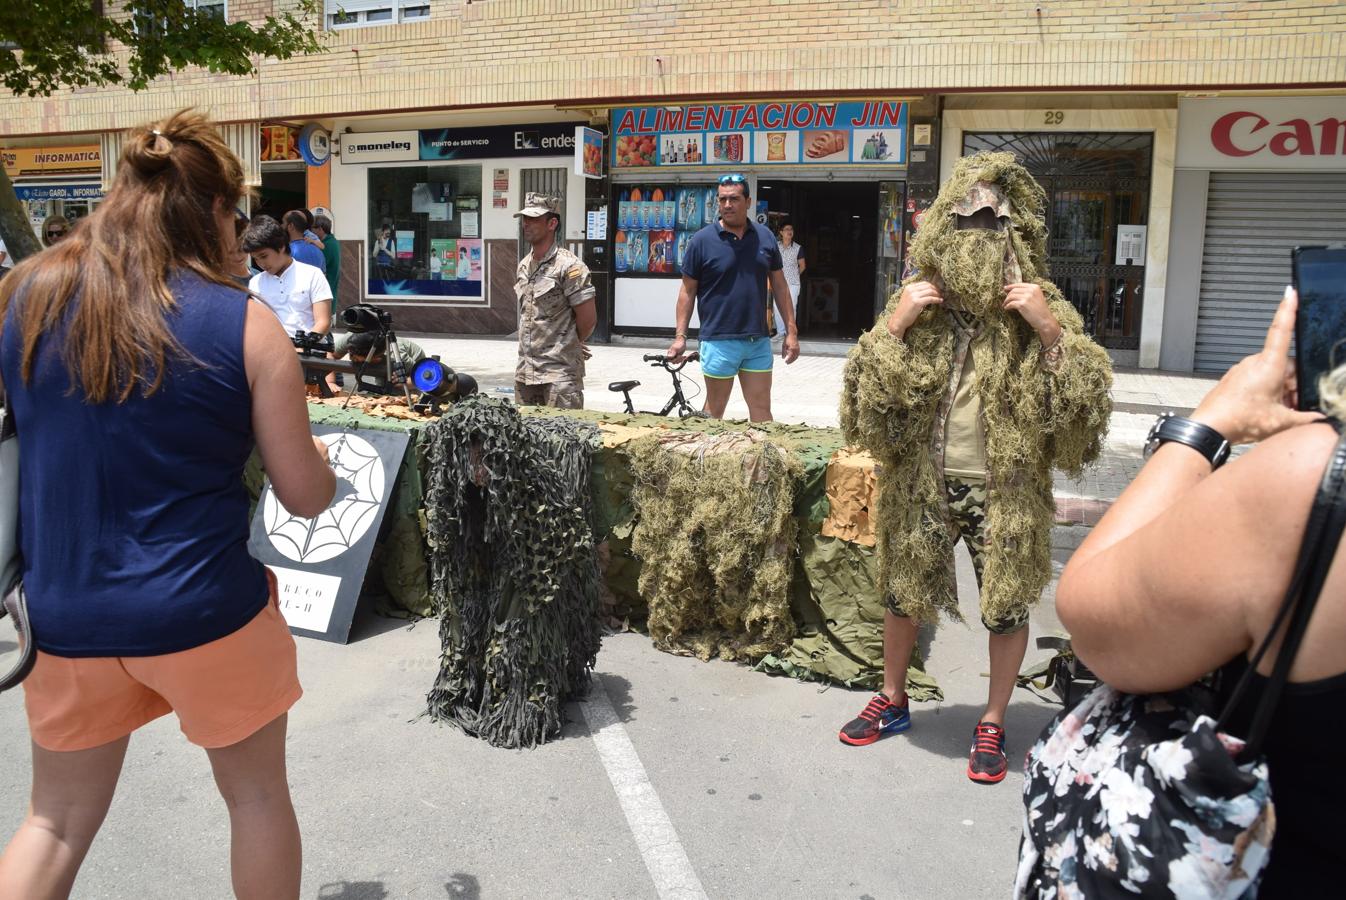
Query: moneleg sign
1178,96,1346,171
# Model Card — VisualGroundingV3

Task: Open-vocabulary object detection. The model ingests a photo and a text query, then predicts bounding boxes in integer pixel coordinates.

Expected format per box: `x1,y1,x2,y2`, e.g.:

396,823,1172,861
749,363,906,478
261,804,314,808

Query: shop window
612,182,718,277
962,131,1153,350
367,164,483,299
326,0,429,28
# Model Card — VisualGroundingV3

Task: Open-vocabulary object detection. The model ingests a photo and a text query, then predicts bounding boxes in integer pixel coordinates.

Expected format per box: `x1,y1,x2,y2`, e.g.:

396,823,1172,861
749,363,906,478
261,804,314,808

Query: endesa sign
1178,96,1346,171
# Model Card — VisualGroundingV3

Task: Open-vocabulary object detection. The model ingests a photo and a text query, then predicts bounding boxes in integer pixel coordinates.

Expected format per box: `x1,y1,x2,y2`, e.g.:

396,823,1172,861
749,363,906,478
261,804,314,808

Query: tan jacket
515,243,595,385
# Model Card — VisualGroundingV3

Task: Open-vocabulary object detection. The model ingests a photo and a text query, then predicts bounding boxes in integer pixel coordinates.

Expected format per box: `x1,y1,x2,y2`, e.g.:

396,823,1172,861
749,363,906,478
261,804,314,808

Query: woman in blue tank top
0,111,334,899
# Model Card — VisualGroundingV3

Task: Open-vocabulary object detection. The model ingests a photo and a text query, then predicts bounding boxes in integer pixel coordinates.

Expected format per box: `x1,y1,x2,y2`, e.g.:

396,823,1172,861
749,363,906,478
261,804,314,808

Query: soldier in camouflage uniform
514,192,597,409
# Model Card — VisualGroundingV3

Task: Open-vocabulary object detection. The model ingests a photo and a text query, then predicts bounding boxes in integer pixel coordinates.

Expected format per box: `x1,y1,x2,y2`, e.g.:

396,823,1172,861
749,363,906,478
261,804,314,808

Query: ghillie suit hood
840,151,1113,626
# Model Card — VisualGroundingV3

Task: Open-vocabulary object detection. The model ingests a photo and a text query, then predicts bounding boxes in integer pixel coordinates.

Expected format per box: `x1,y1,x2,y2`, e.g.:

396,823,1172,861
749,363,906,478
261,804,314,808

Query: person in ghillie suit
836,152,1113,783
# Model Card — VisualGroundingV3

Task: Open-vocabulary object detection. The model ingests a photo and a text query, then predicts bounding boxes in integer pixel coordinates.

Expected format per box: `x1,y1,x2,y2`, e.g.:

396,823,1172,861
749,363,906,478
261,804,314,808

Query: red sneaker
967,721,1008,784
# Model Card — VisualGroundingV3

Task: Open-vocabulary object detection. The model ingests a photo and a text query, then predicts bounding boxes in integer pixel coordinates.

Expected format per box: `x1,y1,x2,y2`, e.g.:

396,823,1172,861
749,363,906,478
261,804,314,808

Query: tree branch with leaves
0,0,325,262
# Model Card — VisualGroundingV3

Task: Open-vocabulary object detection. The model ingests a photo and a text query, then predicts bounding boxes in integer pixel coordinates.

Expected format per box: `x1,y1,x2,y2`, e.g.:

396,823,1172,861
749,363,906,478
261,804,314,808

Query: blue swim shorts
698,337,774,379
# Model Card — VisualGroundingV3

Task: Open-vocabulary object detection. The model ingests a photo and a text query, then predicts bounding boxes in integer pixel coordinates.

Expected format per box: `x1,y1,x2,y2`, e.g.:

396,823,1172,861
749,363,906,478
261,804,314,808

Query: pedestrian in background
0,235,12,280
0,109,334,900
312,214,340,314
667,174,800,421
513,192,596,409
39,215,69,248
242,215,332,340
282,209,326,274
776,221,806,336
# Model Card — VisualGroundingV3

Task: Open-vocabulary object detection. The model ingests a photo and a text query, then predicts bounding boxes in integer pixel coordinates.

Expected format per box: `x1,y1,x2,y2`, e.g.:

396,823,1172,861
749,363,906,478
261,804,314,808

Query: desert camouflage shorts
886,475,1030,635
514,381,584,410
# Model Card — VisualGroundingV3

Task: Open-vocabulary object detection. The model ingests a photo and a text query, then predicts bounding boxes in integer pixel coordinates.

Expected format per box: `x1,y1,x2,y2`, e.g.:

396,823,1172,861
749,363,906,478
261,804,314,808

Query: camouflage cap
514,192,561,218
952,180,1011,218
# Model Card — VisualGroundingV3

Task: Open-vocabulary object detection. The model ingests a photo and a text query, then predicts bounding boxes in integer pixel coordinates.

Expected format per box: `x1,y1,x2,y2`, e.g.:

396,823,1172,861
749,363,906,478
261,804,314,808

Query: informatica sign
610,100,908,169
342,123,579,164
1,145,102,179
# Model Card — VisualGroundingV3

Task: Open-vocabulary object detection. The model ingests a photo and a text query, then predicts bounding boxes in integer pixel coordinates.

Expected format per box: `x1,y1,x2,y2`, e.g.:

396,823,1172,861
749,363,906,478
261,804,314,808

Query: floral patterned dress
1016,685,1274,899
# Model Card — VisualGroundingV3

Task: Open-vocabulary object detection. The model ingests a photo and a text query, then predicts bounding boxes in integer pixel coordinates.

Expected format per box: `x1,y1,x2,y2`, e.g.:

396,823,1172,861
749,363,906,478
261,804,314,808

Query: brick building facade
2,1,1344,367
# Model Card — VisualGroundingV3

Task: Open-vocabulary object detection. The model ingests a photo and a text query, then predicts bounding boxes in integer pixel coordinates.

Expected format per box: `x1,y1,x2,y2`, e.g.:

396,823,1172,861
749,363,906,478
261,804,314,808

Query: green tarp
261,403,937,698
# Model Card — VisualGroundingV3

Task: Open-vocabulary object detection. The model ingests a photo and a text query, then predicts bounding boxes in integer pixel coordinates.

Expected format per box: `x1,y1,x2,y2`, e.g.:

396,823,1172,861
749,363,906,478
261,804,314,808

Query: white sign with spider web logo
248,425,411,644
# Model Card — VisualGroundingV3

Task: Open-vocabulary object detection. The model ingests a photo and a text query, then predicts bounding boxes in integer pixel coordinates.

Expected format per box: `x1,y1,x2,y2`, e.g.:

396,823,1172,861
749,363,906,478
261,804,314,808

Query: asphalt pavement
0,338,1219,899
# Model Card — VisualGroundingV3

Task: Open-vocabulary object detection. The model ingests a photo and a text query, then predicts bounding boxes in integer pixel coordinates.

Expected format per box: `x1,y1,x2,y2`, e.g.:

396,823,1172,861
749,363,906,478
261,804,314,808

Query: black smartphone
1292,246,1346,412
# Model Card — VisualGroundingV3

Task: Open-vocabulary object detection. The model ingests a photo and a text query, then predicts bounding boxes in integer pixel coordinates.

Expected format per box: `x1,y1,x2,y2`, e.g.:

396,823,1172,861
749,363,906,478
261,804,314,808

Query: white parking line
580,679,709,900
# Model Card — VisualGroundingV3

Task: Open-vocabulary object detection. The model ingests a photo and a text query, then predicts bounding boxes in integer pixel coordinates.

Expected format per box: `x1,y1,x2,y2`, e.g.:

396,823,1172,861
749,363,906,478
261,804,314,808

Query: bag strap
1217,419,1346,758
0,588,35,693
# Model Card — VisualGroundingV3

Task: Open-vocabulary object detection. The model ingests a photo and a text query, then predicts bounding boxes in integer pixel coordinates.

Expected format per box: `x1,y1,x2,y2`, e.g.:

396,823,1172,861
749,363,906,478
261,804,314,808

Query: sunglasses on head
718,174,747,186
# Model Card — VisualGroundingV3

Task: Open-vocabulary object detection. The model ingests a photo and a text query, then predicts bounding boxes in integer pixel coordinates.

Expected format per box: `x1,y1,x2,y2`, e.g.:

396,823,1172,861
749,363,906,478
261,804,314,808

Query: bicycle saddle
608,380,640,392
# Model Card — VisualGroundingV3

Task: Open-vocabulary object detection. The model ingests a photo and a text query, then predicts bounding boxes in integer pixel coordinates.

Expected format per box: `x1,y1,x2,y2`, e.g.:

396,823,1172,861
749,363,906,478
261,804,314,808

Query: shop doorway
257,167,307,222
758,180,879,341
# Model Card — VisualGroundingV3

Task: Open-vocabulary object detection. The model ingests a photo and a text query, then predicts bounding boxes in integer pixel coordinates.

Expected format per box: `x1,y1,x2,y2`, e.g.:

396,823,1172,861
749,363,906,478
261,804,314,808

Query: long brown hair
0,109,245,403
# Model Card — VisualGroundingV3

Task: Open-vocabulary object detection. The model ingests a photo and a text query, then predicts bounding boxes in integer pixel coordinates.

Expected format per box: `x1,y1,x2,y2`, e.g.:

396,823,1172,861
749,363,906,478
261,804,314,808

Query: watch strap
1145,413,1232,469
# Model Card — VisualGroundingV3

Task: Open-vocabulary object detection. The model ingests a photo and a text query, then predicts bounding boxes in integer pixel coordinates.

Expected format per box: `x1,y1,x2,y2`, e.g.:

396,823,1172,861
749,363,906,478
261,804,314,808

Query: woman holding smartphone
1052,288,1340,894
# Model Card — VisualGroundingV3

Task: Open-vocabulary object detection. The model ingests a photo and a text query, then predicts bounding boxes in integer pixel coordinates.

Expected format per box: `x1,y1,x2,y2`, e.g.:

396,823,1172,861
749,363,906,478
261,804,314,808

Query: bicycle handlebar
642,351,700,371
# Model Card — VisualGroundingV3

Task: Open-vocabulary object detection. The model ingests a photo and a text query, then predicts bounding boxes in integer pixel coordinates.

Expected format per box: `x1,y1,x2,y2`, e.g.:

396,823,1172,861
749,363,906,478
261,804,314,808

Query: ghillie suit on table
423,395,603,748
627,430,801,662
841,152,1112,628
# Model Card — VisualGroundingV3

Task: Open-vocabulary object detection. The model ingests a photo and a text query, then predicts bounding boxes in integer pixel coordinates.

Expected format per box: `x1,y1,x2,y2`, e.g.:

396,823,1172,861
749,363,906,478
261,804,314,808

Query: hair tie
152,129,162,136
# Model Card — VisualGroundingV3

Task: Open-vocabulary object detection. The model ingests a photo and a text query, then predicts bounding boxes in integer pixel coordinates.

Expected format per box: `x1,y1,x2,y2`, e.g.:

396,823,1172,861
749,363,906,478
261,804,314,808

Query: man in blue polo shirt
283,209,327,274
666,174,799,421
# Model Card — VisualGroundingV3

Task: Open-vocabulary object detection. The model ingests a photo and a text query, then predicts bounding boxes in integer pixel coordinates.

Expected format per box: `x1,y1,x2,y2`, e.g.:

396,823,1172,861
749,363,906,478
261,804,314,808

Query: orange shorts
21,569,302,752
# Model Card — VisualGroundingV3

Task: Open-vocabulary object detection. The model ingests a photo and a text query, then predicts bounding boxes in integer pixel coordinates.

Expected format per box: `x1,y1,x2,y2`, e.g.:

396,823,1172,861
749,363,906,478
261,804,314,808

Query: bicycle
608,352,704,418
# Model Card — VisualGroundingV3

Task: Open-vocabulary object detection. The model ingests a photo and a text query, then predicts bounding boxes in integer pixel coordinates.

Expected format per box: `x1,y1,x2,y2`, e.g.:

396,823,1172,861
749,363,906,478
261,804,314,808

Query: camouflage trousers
886,475,1030,635
515,380,584,410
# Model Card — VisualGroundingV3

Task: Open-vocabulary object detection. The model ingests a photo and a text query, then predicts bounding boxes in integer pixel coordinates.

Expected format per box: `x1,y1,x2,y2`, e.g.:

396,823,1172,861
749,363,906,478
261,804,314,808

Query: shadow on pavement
316,881,389,900
596,671,636,722
445,873,482,899
346,604,421,643
900,700,1060,772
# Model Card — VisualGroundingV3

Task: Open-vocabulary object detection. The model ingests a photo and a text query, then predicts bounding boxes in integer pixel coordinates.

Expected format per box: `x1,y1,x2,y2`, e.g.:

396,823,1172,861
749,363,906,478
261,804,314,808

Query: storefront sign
261,125,301,162
341,131,419,165
419,123,576,161
13,183,103,201
610,101,908,168
298,123,331,167
343,124,581,165
1178,96,1346,171
2,145,101,178
576,126,603,178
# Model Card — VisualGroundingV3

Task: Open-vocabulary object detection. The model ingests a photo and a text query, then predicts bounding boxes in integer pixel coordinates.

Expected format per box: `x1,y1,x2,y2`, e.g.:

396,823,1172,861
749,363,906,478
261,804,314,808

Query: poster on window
576,126,604,178
395,230,415,260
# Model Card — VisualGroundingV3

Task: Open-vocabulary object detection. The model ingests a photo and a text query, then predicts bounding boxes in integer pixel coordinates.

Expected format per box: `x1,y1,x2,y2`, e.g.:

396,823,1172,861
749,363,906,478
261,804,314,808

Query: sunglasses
46,229,66,237
718,174,747,186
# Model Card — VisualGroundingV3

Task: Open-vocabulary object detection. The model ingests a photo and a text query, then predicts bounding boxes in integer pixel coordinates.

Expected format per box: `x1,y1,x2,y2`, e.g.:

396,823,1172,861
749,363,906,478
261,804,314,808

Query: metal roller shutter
1194,172,1346,372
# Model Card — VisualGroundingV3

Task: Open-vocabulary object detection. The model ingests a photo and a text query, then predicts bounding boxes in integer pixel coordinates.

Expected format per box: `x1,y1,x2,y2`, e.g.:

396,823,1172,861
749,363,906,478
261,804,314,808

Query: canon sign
1211,111,1346,158
1178,96,1346,171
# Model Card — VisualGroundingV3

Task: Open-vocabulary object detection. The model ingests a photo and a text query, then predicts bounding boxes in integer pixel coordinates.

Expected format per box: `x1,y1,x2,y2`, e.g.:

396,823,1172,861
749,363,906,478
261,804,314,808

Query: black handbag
1016,422,1346,899
0,405,32,694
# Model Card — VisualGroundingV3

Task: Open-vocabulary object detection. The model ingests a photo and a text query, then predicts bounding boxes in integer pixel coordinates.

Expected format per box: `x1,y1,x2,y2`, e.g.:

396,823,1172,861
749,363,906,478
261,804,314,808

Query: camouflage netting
421,395,603,748
840,151,1113,627
626,430,802,662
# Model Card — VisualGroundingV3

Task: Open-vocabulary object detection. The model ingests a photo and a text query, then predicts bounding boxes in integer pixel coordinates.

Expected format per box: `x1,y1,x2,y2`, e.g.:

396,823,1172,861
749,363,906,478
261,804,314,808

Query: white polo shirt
249,259,332,335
